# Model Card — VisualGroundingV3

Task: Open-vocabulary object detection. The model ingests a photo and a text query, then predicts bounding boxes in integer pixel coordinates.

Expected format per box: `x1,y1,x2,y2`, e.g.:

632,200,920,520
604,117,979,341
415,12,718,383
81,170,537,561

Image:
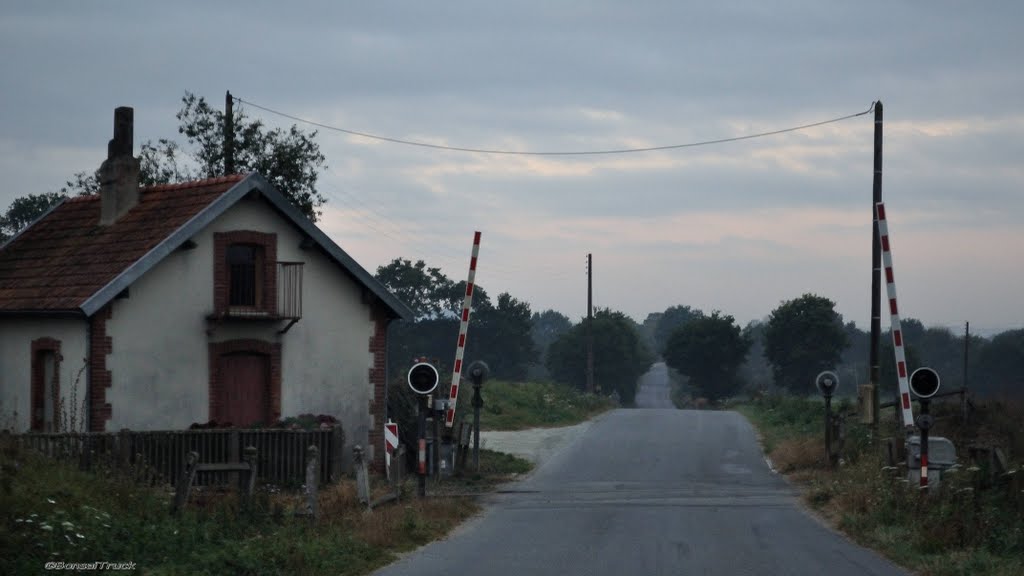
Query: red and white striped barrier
876,202,915,429
445,231,481,428
384,420,399,471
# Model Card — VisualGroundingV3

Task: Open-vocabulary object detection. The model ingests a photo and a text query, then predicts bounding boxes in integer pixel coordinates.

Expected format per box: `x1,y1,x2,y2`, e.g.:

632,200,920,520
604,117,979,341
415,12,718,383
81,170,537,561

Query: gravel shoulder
478,418,598,468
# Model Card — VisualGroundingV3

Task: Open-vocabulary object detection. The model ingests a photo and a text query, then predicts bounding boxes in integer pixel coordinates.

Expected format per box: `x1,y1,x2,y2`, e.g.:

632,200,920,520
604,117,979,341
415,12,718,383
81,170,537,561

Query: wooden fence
13,427,345,487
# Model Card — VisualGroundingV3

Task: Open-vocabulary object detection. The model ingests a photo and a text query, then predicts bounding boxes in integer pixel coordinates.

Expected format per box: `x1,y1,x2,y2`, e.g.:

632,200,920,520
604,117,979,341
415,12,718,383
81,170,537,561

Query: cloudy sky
2,1,1022,333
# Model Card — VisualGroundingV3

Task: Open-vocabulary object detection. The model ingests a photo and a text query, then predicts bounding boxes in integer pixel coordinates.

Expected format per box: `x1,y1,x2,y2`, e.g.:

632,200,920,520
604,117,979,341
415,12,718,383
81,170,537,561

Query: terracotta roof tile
0,174,246,312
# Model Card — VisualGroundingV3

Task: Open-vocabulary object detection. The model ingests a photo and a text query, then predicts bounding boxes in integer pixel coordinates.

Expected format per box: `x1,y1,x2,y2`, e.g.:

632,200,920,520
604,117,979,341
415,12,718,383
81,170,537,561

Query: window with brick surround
31,338,61,432
214,231,277,316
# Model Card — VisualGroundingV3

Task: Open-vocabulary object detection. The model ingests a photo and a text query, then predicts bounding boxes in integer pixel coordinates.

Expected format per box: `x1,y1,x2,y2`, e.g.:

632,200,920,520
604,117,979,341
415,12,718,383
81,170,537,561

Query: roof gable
0,174,411,320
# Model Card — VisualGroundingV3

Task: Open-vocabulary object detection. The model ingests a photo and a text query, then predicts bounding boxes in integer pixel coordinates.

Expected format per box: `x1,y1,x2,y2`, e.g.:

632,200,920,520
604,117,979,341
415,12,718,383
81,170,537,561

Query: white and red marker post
445,231,482,429
876,202,915,430
384,420,399,476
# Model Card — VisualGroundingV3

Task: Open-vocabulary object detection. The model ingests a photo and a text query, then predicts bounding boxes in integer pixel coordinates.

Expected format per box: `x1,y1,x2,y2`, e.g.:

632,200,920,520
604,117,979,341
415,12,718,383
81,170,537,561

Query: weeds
738,396,1024,576
0,435,487,576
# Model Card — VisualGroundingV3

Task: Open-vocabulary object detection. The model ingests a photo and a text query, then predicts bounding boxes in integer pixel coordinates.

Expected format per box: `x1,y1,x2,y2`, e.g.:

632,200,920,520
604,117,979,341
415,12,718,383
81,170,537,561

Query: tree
653,305,704,355
56,91,327,221
531,309,573,365
663,312,750,401
470,293,538,381
0,192,66,243
973,329,1024,398
763,294,847,394
546,309,654,404
375,258,457,320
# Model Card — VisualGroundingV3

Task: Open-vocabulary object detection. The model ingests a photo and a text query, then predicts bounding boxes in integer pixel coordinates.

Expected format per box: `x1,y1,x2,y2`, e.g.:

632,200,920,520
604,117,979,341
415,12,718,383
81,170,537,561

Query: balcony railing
214,261,303,329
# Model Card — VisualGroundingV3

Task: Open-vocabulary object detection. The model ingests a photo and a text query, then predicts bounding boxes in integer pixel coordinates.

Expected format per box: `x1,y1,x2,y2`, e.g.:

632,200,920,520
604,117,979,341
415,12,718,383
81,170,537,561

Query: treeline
377,258,1023,404
374,259,651,404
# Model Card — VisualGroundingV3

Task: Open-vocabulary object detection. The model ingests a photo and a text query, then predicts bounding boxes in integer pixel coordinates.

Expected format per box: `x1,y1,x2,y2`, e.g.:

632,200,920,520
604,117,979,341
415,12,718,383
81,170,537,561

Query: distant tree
973,329,1024,398
0,192,66,243
531,309,573,364
375,258,457,320
470,293,538,381
59,91,327,221
663,311,750,401
738,320,773,392
653,305,704,355
546,309,654,403
638,312,662,355
763,294,847,394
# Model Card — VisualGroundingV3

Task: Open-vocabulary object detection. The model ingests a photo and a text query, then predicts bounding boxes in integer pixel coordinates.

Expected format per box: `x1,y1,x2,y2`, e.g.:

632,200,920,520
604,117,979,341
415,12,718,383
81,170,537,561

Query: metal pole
431,397,440,479
869,101,883,429
417,396,427,497
586,253,595,394
224,91,235,175
919,400,930,492
473,382,482,473
824,396,833,468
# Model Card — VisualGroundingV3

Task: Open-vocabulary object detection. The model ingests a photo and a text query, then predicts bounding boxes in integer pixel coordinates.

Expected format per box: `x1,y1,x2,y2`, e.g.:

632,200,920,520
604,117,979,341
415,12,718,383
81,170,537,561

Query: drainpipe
84,314,91,433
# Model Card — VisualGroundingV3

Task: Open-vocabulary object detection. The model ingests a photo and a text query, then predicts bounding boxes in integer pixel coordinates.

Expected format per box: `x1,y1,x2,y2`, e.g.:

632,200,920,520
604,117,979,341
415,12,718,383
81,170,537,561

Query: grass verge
736,396,1024,576
0,437,532,575
458,379,613,431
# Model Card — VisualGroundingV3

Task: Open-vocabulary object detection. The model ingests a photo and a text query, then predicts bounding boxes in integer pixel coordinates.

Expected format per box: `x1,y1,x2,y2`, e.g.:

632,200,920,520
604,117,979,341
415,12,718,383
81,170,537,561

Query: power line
234,96,876,156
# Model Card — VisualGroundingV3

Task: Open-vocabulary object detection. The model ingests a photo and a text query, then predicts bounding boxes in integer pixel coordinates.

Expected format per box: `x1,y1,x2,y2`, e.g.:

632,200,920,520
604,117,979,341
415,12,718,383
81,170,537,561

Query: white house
0,107,411,471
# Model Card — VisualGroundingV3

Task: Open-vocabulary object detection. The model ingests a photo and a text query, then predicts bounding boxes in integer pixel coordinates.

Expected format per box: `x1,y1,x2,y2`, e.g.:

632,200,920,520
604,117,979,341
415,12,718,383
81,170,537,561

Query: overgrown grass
456,380,612,431
0,437,506,576
737,396,1024,576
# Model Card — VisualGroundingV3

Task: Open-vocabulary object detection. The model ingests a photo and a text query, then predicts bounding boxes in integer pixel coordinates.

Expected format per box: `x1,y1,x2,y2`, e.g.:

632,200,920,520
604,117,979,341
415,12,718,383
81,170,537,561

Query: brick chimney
98,107,141,225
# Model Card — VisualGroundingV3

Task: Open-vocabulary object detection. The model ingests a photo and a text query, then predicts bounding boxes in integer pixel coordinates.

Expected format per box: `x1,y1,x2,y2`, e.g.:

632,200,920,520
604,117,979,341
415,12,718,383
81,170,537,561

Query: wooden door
218,353,270,427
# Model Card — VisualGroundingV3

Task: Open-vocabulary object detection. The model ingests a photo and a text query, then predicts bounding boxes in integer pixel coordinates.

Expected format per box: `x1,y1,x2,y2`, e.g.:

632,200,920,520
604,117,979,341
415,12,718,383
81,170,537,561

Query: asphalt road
374,366,907,576
634,361,676,408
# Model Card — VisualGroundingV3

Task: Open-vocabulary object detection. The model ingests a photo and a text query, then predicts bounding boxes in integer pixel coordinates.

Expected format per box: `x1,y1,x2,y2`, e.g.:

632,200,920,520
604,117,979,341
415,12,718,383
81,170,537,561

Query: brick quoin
213,231,278,315
88,305,113,432
367,305,389,473
208,339,282,425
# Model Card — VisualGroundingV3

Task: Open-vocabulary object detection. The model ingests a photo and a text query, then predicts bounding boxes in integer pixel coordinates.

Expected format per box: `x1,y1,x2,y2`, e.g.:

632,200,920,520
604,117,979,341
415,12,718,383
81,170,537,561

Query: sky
2,1,1022,335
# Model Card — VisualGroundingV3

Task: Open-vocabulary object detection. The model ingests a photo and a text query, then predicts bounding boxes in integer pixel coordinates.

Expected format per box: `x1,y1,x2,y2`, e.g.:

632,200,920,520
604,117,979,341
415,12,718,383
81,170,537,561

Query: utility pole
962,321,970,422
869,100,883,428
224,90,235,175
586,253,595,394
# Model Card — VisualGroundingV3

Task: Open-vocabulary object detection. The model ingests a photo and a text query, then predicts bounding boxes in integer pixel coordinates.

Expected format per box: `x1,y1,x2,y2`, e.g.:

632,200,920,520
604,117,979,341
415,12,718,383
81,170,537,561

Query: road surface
374,367,907,576
634,361,676,408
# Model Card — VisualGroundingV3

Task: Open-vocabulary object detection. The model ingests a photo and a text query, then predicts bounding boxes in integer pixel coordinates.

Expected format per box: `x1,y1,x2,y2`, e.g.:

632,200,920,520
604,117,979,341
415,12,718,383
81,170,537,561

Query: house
0,107,411,471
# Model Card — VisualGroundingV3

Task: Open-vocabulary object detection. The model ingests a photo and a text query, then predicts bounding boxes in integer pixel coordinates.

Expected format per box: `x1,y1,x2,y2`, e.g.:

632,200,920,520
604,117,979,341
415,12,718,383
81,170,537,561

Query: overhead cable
234,96,876,156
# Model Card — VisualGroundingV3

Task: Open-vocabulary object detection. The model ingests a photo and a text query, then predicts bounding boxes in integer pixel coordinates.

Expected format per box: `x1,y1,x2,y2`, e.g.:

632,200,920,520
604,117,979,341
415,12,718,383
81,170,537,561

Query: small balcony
208,261,303,334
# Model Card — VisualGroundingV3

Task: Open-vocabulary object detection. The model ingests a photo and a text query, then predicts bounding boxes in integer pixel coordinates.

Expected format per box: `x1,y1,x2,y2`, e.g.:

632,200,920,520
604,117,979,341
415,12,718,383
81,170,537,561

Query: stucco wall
103,194,376,465
0,317,88,431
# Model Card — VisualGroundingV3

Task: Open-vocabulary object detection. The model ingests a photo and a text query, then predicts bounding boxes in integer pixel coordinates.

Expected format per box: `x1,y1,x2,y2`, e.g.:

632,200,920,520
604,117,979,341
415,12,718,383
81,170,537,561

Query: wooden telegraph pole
586,253,595,394
869,101,883,428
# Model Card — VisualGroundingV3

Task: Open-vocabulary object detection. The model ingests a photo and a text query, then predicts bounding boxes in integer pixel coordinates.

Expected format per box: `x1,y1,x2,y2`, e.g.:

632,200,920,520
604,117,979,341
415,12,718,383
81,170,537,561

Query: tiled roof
0,175,245,312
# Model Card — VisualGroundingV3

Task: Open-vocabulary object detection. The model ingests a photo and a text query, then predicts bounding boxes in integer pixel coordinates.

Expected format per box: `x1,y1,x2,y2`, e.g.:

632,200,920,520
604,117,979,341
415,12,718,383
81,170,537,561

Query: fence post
229,430,240,488
305,445,319,519
354,445,371,510
172,451,199,515
117,429,131,471
330,426,344,482
394,444,405,499
242,445,257,508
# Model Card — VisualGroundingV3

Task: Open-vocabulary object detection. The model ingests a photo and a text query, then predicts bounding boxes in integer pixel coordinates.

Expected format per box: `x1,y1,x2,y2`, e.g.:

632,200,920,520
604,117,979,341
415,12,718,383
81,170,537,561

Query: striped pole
876,202,915,429
445,231,482,428
920,452,929,489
